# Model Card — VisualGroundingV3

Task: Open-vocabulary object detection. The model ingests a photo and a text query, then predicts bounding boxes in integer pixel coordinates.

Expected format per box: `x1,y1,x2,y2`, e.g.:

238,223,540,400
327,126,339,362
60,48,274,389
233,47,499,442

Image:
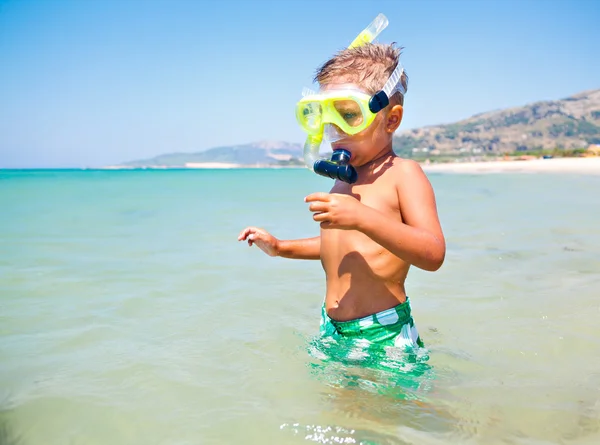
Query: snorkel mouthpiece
313,149,358,184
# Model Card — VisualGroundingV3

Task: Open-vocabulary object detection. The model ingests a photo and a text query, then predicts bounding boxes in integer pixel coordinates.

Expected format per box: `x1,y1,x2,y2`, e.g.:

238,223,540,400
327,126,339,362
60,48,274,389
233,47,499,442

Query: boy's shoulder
388,156,428,179
383,156,433,195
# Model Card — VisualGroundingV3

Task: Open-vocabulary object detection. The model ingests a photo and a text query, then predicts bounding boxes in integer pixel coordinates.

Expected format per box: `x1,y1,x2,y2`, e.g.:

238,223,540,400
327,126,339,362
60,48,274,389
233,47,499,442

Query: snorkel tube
302,14,390,184
348,13,389,49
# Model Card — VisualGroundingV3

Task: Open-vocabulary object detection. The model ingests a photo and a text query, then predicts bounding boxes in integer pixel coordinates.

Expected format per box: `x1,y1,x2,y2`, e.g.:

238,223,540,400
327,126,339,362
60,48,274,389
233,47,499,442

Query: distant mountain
117,89,600,168
393,89,600,158
120,140,303,168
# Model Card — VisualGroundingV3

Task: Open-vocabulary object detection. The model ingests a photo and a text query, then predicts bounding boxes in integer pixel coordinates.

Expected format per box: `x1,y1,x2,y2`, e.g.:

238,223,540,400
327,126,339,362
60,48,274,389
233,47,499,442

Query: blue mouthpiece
313,149,358,184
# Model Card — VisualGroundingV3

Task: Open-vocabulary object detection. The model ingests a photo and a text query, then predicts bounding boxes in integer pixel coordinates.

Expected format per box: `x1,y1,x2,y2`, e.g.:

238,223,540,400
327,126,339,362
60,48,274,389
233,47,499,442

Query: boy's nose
328,123,348,136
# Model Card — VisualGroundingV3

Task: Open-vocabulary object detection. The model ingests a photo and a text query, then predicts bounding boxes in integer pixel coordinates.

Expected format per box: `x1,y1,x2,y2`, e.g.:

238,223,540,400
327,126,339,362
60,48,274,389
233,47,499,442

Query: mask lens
333,100,364,128
302,102,322,131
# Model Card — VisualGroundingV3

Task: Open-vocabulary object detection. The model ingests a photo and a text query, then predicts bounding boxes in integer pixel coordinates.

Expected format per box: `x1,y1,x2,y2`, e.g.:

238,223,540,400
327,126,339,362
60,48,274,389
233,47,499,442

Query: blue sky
0,0,598,168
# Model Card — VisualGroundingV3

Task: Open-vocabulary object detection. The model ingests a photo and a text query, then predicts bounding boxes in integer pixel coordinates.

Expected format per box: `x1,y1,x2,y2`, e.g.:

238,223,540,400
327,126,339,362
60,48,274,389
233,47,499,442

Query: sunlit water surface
1,169,599,444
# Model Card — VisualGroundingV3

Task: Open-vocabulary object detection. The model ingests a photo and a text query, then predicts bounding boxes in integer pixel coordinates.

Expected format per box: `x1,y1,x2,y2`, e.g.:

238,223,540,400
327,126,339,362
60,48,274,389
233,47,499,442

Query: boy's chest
321,180,403,259
331,180,401,219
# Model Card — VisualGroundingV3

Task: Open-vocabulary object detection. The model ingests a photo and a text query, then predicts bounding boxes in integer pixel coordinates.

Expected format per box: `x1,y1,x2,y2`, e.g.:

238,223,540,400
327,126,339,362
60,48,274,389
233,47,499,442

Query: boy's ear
385,105,404,132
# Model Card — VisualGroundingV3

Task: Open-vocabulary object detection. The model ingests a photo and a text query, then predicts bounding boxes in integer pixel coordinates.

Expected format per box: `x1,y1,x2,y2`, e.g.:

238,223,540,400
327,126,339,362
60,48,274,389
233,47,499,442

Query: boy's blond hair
314,43,408,106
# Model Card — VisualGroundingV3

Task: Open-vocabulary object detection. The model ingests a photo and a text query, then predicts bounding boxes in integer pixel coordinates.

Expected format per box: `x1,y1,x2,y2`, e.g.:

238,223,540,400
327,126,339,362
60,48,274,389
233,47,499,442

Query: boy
238,41,445,351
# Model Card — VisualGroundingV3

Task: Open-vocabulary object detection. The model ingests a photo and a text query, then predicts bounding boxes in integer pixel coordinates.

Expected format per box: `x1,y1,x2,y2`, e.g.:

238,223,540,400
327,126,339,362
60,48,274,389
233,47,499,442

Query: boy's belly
320,230,410,322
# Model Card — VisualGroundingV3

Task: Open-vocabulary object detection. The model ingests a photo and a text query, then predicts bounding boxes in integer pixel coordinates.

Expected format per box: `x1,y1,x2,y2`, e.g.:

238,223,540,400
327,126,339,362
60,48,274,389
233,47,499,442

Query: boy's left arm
360,161,446,271
305,161,445,271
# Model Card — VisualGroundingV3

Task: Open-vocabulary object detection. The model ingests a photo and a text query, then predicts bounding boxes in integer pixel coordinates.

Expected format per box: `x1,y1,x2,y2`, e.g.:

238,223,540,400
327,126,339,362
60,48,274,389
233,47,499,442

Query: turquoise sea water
1,168,600,445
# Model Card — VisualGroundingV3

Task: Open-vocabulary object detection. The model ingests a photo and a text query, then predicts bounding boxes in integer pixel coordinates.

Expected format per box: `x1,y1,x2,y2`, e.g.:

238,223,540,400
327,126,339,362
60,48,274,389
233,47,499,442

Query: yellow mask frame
295,88,377,137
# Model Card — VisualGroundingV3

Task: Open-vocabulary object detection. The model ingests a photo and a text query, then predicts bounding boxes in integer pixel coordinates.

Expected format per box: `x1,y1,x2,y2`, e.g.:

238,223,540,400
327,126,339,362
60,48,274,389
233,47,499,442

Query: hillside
393,89,600,158
121,140,303,168
118,89,600,168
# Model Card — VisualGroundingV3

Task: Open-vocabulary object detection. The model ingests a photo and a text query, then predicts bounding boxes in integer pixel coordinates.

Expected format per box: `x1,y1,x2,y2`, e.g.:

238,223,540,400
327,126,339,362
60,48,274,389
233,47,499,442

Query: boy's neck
355,146,396,178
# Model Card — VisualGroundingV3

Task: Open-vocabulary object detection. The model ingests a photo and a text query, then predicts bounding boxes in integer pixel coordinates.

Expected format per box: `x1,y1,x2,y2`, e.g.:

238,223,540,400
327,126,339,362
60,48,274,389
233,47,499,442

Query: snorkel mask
295,13,407,184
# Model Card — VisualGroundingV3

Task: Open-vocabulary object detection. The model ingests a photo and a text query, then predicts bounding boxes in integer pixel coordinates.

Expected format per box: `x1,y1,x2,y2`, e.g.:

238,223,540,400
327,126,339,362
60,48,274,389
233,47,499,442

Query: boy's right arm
238,227,320,260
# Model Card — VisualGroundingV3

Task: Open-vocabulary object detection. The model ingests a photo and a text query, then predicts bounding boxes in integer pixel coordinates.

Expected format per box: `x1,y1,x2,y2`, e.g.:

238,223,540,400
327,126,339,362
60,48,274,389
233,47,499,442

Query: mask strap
369,63,406,113
382,62,406,97
302,87,317,97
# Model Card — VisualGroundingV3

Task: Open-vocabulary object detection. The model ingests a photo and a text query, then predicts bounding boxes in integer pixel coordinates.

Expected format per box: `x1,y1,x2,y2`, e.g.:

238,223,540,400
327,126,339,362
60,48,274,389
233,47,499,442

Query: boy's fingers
320,221,339,230
313,212,330,222
304,192,330,203
238,226,261,240
308,202,328,213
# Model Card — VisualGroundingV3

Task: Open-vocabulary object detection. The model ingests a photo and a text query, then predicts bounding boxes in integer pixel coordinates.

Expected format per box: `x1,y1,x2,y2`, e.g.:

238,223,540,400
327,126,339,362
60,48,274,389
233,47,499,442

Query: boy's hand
305,192,364,230
238,227,280,257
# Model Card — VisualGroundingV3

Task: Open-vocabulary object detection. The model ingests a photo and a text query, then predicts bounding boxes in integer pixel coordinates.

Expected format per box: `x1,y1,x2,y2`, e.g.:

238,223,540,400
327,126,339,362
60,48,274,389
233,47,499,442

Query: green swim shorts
319,297,424,349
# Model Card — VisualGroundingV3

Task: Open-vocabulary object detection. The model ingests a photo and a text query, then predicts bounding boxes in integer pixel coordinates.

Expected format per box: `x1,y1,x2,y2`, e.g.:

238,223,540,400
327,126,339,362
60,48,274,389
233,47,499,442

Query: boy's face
321,81,403,167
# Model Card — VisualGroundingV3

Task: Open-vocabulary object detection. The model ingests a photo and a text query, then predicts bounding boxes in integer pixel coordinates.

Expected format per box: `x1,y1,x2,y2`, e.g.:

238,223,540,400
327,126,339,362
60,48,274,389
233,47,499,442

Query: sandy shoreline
184,162,242,169
420,157,600,174
98,157,600,174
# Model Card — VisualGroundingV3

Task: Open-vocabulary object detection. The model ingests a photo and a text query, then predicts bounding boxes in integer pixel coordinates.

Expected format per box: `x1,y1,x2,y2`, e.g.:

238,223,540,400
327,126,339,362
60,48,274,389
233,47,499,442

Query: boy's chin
351,160,369,168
